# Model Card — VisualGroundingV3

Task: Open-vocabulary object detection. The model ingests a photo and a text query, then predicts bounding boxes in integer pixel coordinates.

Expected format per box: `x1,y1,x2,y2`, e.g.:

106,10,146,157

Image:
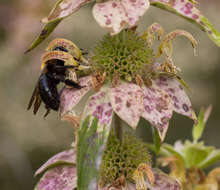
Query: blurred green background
0,0,220,189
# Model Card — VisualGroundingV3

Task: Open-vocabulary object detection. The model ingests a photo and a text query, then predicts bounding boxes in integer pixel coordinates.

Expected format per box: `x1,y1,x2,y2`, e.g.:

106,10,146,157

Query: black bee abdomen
38,74,60,111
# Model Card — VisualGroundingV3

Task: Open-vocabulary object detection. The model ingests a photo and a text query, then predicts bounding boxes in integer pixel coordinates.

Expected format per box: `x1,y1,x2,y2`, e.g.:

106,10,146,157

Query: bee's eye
54,46,68,52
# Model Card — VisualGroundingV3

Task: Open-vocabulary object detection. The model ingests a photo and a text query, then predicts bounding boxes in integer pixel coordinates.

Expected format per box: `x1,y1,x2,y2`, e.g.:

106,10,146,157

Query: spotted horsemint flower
26,0,220,52
60,25,197,141
34,133,181,190
35,24,197,190
58,26,198,189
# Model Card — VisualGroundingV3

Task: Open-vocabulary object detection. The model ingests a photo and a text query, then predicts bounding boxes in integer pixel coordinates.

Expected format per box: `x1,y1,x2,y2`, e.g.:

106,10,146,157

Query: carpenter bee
27,39,88,117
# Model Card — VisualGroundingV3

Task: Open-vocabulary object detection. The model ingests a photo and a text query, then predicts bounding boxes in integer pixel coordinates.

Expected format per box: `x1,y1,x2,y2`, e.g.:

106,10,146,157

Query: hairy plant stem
114,114,123,142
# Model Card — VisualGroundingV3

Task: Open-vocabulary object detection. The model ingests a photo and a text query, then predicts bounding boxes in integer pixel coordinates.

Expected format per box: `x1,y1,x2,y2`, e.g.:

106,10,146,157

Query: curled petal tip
133,163,155,190
61,113,80,128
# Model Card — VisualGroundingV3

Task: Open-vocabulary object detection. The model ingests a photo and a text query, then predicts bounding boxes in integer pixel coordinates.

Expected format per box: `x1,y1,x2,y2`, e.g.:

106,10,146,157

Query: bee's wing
27,83,42,115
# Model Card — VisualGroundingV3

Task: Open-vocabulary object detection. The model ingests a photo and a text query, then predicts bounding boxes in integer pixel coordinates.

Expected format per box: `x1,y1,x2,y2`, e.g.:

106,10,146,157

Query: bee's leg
64,79,82,89
47,72,82,89
44,109,51,118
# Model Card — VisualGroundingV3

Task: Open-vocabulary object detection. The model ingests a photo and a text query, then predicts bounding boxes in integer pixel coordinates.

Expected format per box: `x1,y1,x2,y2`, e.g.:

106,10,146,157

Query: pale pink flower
34,149,181,190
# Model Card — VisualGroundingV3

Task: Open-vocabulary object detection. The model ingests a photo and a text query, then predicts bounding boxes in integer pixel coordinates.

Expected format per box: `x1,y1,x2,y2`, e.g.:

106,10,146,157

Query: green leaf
162,144,185,163
146,143,171,158
192,105,212,142
77,115,112,190
152,126,162,156
25,19,62,53
77,87,113,190
182,141,214,168
200,16,220,47
150,0,220,47
77,116,99,190
198,149,220,169
192,108,205,142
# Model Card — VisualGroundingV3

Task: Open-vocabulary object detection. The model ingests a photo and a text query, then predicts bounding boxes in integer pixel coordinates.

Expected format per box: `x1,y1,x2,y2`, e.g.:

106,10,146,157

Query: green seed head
91,30,153,81
100,133,151,185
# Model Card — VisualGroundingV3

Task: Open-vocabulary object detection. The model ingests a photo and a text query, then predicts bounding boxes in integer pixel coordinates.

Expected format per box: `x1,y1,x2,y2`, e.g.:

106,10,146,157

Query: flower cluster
25,0,220,190
60,26,197,140
34,24,197,190
34,132,181,190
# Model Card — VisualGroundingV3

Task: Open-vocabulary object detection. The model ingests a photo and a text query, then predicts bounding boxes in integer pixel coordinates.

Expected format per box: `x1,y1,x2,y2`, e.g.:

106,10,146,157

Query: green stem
114,114,123,142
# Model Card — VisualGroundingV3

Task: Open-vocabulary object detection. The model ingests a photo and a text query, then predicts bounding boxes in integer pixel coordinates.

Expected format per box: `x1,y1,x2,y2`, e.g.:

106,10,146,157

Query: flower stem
114,114,123,142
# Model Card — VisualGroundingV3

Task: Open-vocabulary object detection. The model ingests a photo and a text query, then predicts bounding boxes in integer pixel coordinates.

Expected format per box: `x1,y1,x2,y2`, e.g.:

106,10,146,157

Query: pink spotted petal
83,87,113,128
121,0,150,26
35,149,76,176
60,76,92,117
42,0,93,23
147,168,181,190
150,0,200,21
142,84,173,140
150,0,220,47
34,166,77,190
109,82,143,129
93,0,149,35
154,76,196,121
93,1,128,35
